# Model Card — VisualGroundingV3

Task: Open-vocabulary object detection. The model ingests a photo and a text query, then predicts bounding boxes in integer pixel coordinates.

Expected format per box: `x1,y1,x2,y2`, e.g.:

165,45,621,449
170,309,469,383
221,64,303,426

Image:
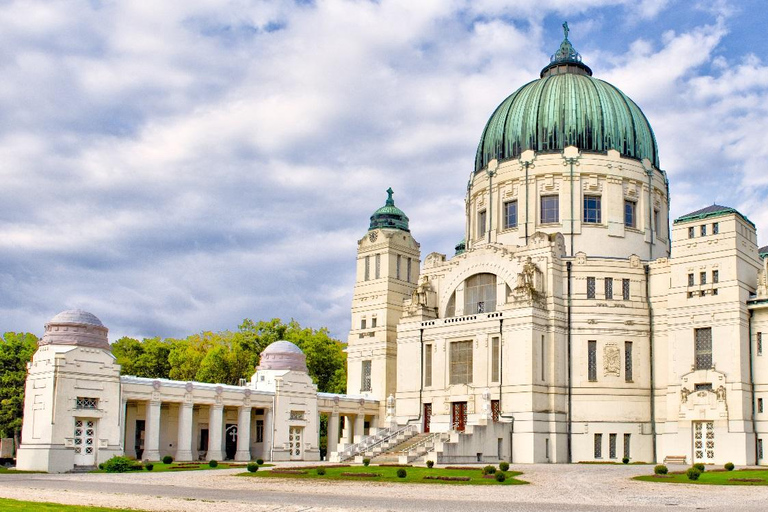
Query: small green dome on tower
475,22,659,173
369,188,410,232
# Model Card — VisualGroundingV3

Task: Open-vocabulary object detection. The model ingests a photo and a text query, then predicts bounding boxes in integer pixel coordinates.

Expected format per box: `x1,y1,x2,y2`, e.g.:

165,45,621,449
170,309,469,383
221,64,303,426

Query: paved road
1,464,767,511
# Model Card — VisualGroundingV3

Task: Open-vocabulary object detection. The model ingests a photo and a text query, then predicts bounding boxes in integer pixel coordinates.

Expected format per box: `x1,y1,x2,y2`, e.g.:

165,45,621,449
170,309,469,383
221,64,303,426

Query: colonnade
325,411,376,453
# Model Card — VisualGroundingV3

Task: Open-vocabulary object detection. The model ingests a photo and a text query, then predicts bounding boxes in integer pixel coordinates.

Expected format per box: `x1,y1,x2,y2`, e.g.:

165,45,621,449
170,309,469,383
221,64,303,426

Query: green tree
0,332,38,447
112,336,171,379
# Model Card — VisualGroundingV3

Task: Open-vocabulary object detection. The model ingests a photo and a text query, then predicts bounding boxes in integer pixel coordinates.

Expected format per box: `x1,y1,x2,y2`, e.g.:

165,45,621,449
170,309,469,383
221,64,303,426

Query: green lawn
0,466,45,474
635,468,768,485
240,465,527,485
0,498,147,511
93,461,272,473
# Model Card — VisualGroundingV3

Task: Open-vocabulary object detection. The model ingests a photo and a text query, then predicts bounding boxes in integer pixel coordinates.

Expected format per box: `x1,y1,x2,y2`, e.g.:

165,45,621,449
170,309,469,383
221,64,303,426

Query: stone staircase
330,424,419,462
370,432,452,464
67,465,97,473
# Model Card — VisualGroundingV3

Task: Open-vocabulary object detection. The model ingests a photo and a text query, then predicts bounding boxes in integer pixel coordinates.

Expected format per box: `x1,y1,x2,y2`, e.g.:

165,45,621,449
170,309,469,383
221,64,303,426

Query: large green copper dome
475,24,659,173
369,188,410,232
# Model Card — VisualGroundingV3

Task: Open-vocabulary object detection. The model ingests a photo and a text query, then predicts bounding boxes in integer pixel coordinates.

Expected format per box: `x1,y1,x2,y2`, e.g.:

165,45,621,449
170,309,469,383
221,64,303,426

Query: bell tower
347,188,420,410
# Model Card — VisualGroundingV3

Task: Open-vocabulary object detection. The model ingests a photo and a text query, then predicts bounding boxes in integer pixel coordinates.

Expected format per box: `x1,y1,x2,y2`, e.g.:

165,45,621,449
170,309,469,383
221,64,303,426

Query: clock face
368,231,378,242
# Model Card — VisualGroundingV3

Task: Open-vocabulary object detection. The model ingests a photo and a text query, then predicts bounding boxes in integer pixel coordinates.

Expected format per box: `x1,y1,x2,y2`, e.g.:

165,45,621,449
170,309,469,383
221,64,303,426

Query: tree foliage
0,332,38,439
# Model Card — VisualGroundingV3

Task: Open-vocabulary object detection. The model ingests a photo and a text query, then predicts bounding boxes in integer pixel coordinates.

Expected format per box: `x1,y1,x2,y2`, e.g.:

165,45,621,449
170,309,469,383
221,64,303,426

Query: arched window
445,292,456,318
464,273,497,314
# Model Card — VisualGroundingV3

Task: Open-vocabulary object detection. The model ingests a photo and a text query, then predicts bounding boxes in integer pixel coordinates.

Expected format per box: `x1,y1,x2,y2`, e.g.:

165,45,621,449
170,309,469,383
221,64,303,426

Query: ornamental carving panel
603,343,621,377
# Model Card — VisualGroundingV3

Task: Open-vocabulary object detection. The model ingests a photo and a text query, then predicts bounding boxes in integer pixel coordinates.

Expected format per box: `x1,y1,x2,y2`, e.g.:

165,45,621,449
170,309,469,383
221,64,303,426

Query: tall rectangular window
713,222,719,234
622,278,630,300
712,270,719,284
361,360,372,392
759,439,764,460
587,277,596,299
625,341,633,382
759,398,764,414
541,195,559,224
450,341,473,385
360,318,366,329
375,253,381,279
624,200,636,228
541,335,546,381
364,256,370,281
491,337,500,383
504,200,518,229
654,209,660,236
623,433,631,460
424,344,432,387
584,195,602,224
588,340,597,381
594,433,603,458
407,258,412,283
605,277,613,299
700,271,706,285
371,317,377,328
478,210,487,238
396,255,401,280
695,327,713,370
758,332,763,356
701,225,707,236
609,433,617,459
688,226,695,239
256,420,264,443
688,273,695,287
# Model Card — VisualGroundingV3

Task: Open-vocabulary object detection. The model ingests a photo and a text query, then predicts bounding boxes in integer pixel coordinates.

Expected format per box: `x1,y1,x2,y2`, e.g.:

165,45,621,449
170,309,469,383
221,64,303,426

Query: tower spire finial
386,187,394,205
563,21,569,40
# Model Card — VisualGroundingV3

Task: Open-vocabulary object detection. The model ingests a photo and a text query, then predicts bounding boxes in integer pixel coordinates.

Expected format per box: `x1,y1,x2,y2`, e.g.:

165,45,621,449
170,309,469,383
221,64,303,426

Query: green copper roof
759,245,767,259
673,204,756,229
369,188,410,232
454,238,466,256
475,24,659,173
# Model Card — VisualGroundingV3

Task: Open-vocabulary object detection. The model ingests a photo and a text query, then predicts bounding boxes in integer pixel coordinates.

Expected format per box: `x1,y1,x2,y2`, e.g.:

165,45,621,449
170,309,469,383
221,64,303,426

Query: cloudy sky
1,0,766,342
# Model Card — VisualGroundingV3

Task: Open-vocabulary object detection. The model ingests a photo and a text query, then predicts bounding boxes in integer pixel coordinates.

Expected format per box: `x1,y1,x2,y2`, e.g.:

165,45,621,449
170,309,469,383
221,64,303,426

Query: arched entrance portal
225,424,238,460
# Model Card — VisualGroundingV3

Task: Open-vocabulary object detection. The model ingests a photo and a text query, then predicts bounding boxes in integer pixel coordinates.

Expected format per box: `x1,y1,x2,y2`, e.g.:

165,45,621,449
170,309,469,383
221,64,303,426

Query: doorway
423,404,432,433
451,402,467,432
693,421,715,464
74,419,96,466
289,426,303,460
225,424,238,460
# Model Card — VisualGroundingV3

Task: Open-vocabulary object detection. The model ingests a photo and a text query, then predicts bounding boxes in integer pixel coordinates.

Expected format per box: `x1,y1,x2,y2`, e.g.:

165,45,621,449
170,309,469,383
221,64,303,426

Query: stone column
235,406,252,461
264,408,274,461
175,403,194,461
119,398,128,453
343,415,354,445
353,414,365,443
369,415,378,435
327,411,340,454
143,400,162,461
207,404,224,461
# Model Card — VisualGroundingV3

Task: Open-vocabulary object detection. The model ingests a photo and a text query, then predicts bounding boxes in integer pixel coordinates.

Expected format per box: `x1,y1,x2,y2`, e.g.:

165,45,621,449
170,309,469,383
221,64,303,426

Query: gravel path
1,463,767,511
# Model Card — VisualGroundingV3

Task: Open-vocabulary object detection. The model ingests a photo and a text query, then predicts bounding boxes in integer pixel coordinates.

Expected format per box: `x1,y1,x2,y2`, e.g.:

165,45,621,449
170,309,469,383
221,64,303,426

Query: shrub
362,458,371,467
162,455,173,465
247,462,259,473
103,456,134,473
256,458,264,465
209,460,218,468
98,463,104,470
693,463,705,472
724,462,735,471
144,462,154,471
654,464,668,475
686,467,701,481
622,457,629,464
426,460,434,469
316,467,326,475
482,465,496,475
499,461,510,472
495,472,506,482
396,468,407,478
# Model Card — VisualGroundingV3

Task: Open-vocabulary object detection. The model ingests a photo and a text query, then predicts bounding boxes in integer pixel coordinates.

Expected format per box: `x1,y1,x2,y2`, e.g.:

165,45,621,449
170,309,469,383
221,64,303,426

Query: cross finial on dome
563,21,569,40
386,187,394,205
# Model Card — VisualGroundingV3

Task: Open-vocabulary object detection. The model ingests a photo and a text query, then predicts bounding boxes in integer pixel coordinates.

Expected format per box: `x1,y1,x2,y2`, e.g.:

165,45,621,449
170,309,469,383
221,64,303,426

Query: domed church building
345,25,768,466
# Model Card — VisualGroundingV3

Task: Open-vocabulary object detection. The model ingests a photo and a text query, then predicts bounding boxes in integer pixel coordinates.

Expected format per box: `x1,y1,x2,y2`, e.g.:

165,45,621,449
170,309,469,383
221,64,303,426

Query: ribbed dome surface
49,309,104,327
475,29,659,173
369,187,409,232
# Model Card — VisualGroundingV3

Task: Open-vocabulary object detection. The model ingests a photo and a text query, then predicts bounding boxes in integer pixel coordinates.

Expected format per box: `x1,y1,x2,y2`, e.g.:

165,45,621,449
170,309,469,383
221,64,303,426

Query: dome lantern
369,187,410,232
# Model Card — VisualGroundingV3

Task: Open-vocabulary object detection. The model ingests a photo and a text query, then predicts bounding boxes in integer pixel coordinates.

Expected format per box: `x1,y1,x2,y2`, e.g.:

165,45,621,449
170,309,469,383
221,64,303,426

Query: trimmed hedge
499,461,510,472
208,460,218,468
103,456,134,473
396,468,407,478
686,467,701,481
654,464,668,475
247,462,259,473
162,455,173,464
724,462,735,471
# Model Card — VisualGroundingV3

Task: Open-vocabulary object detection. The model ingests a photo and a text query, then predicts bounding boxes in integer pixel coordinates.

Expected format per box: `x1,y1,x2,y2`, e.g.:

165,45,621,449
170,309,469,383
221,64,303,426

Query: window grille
464,273,497,314
364,256,370,281
396,255,401,280
759,398,764,414
375,253,381,279
701,225,707,236
361,360,372,392
688,273,694,287
407,258,412,283
588,341,597,381
504,201,518,229
587,277,596,299
478,210,487,238
695,328,712,370
625,341,633,382
289,411,305,421
584,195,602,224
594,433,602,458
712,270,719,284
623,433,631,460
76,397,98,409
541,195,559,224
424,345,433,387
449,341,473,385
491,337,500,382
605,277,613,299
700,271,706,285
491,400,500,422
371,317,377,328
256,420,264,443
759,439,764,460
713,222,719,235
688,227,695,239
758,332,763,356
695,383,713,391
360,318,366,330
609,433,617,459
624,200,636,228
622,279,630,300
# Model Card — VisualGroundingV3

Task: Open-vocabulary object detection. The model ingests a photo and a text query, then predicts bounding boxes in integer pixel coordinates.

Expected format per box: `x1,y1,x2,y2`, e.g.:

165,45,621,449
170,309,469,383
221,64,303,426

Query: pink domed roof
39,309,110,350
257,340,307,372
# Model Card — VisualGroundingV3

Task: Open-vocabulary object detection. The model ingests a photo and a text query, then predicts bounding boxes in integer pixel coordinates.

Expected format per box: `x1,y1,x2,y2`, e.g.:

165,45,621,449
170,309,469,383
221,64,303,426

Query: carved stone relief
603,343,621,377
